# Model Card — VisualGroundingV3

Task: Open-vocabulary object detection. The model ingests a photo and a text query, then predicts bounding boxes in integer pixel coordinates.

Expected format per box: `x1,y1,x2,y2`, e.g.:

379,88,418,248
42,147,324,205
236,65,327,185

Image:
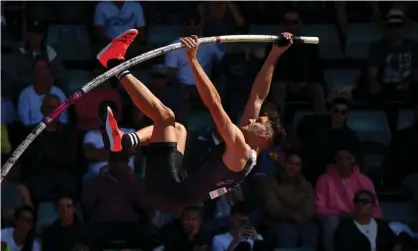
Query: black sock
121,133,141,148
108,59,130,80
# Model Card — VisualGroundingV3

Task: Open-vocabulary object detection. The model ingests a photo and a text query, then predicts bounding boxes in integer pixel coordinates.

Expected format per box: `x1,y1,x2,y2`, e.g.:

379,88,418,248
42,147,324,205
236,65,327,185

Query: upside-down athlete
96,29,292,211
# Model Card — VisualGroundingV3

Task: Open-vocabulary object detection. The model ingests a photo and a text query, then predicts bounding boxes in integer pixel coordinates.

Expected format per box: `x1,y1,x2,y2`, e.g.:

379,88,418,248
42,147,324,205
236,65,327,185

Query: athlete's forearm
189,58,222,108
249,51,281,101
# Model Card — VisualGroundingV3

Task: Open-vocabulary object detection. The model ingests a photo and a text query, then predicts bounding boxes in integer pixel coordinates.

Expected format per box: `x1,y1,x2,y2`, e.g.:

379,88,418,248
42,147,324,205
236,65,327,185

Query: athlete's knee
155,105,176,124
174,122,187,136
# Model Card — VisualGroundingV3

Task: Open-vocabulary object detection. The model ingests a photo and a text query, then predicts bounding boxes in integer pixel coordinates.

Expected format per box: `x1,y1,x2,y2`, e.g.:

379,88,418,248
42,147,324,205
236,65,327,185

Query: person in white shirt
17,57,68,126
164,12,224,125
1,206,41,251
94,1,146,44
212,202,264,251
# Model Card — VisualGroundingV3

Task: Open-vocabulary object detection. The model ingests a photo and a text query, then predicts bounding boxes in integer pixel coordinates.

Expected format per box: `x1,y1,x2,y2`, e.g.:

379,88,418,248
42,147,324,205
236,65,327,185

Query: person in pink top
315,147,382,251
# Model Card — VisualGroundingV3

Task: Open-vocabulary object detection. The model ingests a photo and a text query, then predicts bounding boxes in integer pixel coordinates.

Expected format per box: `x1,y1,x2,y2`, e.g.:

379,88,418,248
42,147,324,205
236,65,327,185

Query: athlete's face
241,116,272,144
181,211,201,234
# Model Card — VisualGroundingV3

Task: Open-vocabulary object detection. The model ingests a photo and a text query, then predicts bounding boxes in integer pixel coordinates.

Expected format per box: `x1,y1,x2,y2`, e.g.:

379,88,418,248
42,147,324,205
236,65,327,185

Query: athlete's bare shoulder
222,144,253,173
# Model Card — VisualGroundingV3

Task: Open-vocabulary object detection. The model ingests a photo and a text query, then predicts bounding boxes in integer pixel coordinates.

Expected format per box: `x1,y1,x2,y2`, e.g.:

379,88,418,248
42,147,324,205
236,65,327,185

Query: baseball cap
27,20,46,34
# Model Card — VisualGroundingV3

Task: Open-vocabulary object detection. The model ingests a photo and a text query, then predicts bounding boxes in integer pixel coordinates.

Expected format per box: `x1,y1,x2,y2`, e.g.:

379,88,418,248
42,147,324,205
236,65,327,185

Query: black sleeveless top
182,143,257,205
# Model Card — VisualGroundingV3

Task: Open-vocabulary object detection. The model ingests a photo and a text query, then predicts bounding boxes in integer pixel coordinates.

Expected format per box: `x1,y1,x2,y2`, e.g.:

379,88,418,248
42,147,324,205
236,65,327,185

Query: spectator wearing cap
82,101,136,182
93,1,146,52
315,147,382,251
75,65,123,132
334,190,402,251
297,98,362,184
81,152,150,251
165,11,224,125
2,19,66,96
359,9,418,102
384,101,418,198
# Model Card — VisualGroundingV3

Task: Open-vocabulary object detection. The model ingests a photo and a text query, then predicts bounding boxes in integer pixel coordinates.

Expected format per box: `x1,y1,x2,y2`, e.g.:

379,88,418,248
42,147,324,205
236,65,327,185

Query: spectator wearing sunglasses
359,8,418,103
315,147,382,251
297,98,362,184
334,190,402,251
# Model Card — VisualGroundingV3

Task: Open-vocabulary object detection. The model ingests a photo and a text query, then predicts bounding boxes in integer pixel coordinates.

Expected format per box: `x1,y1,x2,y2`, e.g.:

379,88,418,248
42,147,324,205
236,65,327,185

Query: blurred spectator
1,95,16,125
297,98,361,184
75,67,122,131
334,190,402,251
222,42,259,123
17,57,68,127
212,202,264,251
24,94,78,202
2,20,66,95
1,206,41,251
93,1,146,47
266,9,326,115
81,152,150,251
161,206,211,251
42,195,86,251
1,175,33,227
164,11,224,125
83,101,135,181
1,123,12,155
198,1,245,53
384,101,418,195
315,147,382,251
334,2,382,41
259,151,318,248
149,64,169,101
359,9,418,102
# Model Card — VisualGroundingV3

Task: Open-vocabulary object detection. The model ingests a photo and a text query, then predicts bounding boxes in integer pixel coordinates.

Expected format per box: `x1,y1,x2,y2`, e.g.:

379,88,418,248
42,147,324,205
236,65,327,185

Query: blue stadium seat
301,24,343,60
345,23,383,59
66,70,90,94
381,201,418,223
397,110,415,130
404,22,418,41
46,25,92,61
292,110,314,130
347,110,391,145
188,110,213,132
324,69,361,89
147,25,183,46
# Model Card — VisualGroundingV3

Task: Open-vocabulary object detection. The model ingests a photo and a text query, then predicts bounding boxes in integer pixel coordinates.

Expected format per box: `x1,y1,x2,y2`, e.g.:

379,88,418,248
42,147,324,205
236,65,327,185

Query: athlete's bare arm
239,33,293,127
182,36,250,171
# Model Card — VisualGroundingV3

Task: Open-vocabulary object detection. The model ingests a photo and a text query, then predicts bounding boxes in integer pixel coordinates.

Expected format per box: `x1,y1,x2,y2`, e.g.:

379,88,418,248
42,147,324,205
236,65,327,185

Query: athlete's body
97,29,292,211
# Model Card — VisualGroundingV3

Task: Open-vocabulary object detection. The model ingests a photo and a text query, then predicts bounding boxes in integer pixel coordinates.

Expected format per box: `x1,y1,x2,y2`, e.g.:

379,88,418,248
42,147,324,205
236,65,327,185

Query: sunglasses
333,108,347,115
353,198,373,205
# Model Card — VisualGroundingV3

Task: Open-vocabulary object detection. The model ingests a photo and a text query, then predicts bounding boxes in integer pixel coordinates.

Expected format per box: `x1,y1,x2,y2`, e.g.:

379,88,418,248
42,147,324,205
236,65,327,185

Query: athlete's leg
97,29,186,154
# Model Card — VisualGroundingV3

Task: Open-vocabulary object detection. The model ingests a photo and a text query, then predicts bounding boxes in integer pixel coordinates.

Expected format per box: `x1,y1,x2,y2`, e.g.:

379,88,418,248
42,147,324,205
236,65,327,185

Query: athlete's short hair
265,110,286,146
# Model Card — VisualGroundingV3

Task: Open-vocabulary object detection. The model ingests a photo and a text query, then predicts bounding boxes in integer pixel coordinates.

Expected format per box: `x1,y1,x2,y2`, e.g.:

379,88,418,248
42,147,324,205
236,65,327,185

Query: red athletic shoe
96,29,138,68
100,106,124,152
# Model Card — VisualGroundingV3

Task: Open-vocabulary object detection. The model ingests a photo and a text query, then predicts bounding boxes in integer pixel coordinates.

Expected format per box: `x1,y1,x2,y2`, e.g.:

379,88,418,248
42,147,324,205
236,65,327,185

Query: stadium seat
362,153,386,175
347,110,391,145
404,22,418,41
324,69,361,89
301,24,343,60
345,23,383,59
36,202,84,234
66,69,90,94
46,25,92,61
292,110,314,130
397,110,415,130
381,201,418,223
147,25,183,46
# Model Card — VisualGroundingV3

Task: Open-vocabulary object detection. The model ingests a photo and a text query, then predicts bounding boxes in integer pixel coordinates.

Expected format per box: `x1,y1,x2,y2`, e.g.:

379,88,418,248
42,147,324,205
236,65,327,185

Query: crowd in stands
1,1,418,251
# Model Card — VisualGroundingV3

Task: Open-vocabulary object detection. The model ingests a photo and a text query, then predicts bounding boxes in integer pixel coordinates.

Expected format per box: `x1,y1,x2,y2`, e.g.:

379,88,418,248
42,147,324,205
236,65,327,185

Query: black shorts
145,142,187,210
